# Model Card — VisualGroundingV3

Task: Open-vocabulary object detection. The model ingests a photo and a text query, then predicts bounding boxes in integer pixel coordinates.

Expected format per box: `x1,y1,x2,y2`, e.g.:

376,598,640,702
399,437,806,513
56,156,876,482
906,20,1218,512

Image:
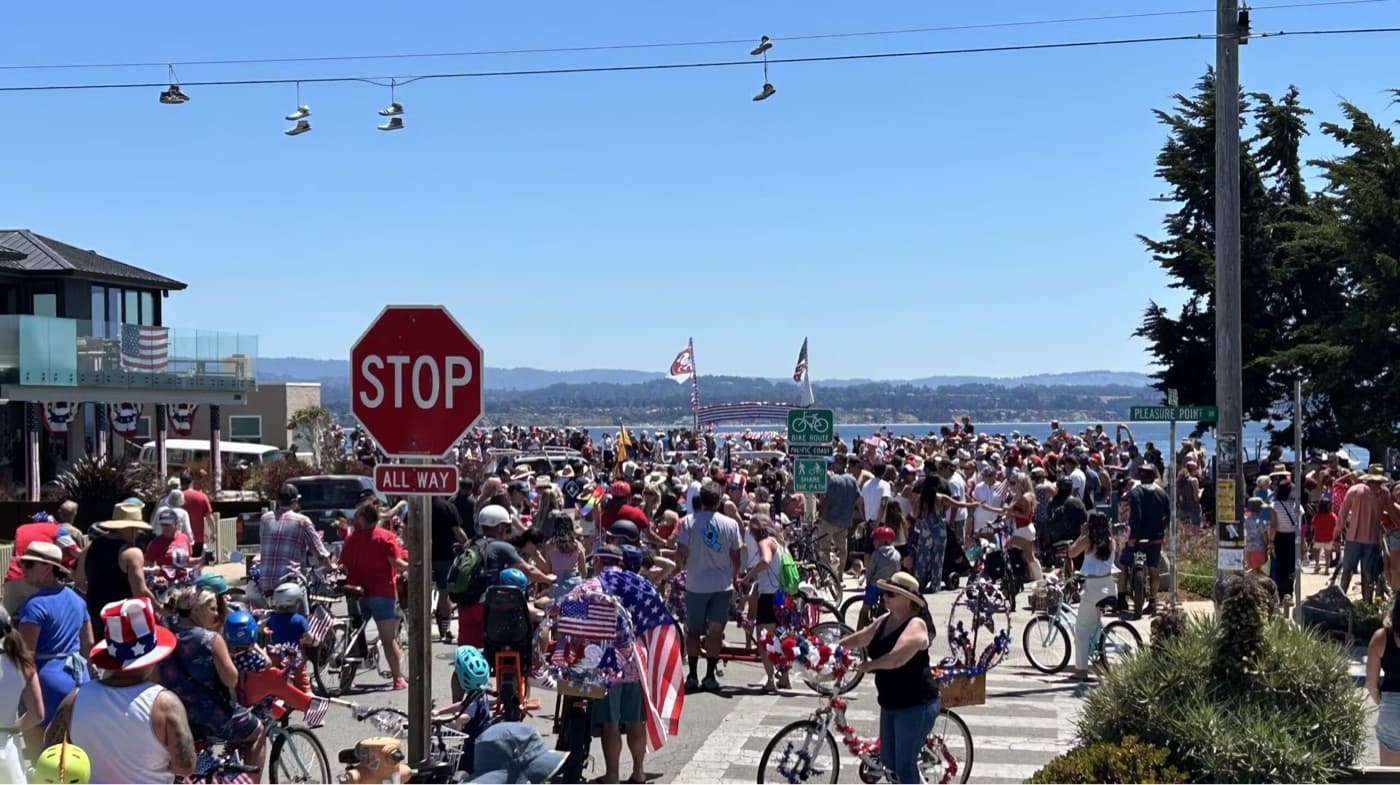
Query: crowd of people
2,417,1400,780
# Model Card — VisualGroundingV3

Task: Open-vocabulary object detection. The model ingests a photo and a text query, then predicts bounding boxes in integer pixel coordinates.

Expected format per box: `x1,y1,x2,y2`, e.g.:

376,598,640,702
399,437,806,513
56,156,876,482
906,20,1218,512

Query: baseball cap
278,483,301,504
609,481,631,498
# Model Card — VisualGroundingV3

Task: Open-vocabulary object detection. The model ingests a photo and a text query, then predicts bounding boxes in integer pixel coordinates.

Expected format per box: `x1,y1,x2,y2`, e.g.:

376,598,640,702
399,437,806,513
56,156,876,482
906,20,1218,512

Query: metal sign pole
407,491,434,764
1169,418,1179,608
1293,378,1305,622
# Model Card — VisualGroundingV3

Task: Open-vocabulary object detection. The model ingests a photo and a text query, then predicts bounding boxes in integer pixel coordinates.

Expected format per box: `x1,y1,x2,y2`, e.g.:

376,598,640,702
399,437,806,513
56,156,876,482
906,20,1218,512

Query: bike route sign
787,408,834,457
793,457,828,494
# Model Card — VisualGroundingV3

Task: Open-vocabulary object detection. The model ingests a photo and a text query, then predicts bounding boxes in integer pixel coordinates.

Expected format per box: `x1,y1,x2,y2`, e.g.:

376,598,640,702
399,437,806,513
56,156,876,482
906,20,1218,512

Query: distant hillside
256,357,1151,393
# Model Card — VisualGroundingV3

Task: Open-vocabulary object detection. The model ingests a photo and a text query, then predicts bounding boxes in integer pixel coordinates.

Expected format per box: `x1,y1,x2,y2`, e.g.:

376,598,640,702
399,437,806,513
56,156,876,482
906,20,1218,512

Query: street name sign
1129,405,1219,423
351,305,484,458
374,464,460,496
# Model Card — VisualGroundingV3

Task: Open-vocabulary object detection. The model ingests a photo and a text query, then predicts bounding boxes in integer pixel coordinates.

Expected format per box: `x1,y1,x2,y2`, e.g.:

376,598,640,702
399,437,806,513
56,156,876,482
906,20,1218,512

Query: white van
138,438,286,472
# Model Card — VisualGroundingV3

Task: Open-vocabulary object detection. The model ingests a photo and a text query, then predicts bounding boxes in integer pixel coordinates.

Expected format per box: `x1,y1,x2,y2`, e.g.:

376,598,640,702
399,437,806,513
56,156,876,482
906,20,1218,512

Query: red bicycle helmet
872,526,896,544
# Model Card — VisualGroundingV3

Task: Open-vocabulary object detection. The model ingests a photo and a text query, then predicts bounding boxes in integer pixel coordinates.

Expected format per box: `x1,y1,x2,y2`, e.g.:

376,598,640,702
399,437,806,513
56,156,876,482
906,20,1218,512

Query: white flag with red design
668,345,694,380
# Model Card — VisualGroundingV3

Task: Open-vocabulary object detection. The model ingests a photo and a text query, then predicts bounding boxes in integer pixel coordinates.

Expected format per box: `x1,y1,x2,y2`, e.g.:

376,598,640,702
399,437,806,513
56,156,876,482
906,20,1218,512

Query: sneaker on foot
685,675,699,692
393,678,408,690
701,675,720,692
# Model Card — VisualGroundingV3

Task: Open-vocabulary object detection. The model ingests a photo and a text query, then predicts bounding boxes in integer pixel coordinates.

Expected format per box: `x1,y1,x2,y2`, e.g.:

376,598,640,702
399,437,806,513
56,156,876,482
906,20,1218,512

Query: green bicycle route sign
1129,405,1219,423
787,408,834,456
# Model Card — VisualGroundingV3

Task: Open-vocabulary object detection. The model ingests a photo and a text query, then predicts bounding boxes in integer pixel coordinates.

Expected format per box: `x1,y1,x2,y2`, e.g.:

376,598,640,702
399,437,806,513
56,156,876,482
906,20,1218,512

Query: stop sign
350,305,484,458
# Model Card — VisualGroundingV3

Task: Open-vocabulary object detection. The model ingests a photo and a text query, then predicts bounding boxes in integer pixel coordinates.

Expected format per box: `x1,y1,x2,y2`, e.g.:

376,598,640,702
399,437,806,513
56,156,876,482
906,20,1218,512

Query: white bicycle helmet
271,582,305,611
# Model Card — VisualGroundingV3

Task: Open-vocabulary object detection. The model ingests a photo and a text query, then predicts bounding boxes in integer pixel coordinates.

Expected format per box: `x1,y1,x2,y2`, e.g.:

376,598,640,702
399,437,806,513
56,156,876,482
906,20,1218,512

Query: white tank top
1081,548,1116,578
71,682,173,784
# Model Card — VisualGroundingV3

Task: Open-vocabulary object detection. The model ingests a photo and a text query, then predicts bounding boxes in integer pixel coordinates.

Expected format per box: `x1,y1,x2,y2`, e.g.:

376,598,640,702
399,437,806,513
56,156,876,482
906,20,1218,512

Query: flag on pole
596,569,684,750
669,344,695,380
617,425,633,464
793,338,808,382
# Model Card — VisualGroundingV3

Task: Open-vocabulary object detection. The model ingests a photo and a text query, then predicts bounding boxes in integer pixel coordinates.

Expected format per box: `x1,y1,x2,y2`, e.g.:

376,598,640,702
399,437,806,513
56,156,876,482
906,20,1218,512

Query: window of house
139,291,155,326
31,293,57,318
135,416,152,441
229,415,262,443
106,289,120,333
123,290,139,324
90,286,107,336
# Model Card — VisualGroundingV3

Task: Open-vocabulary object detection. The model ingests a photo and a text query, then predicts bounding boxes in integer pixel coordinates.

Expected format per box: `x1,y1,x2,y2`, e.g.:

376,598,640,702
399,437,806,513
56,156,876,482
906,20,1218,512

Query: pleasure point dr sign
350,305,484,458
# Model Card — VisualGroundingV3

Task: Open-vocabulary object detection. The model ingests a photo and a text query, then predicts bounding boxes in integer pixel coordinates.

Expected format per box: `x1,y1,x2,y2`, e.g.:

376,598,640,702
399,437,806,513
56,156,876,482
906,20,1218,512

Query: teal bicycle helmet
498,568,528,589
454,645,491,690
195,573,228,595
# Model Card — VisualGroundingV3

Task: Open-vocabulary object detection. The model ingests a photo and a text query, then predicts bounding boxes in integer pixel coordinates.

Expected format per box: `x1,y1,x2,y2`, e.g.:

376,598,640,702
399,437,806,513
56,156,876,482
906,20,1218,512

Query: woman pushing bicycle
838,571,940,784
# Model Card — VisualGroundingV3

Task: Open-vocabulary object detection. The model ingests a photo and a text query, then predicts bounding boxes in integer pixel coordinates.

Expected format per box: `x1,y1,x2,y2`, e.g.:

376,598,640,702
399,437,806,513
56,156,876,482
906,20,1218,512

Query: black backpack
482,586,533,671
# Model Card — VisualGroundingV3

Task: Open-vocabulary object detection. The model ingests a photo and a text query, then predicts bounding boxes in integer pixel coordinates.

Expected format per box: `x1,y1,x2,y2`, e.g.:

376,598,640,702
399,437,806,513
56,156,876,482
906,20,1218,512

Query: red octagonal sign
350,305,484,458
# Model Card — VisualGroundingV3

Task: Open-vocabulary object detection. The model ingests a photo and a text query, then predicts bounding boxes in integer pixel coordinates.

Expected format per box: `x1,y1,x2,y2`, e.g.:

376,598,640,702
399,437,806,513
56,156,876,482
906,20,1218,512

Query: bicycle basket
1028,581,1064,613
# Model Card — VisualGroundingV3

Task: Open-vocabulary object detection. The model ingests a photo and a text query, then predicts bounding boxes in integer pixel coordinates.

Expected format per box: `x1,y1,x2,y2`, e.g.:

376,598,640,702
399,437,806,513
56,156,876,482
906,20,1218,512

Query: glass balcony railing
0,315,257,391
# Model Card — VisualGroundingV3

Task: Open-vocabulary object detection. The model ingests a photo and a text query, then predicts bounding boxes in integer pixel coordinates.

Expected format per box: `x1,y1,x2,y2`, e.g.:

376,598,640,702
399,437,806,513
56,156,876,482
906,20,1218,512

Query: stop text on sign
358,355,474,409
373,464,460,496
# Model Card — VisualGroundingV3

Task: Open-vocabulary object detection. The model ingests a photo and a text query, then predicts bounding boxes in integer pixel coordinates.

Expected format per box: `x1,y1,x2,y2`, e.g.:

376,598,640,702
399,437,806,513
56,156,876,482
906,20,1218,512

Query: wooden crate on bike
938,672,986,708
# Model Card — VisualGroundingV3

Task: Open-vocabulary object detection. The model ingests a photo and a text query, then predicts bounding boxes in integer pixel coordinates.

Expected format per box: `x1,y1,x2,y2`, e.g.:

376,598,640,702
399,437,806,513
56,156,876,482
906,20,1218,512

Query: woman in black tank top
1366,597,1400,764
81,504,152,631
840,571,939,784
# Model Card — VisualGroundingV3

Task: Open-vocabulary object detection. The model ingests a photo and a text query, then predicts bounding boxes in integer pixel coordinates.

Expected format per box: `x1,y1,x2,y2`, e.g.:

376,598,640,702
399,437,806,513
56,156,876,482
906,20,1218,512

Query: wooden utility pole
1215,0,1246,568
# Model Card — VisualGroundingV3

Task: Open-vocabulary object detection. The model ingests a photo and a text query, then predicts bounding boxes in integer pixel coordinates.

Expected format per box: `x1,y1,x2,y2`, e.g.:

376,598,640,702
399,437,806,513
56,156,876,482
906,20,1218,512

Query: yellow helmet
33,742,90,784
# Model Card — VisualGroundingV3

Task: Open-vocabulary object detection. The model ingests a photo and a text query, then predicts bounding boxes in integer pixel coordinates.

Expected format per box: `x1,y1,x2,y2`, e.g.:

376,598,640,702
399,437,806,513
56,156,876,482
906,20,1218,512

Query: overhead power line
0,0,1390,72
0,27,1395,94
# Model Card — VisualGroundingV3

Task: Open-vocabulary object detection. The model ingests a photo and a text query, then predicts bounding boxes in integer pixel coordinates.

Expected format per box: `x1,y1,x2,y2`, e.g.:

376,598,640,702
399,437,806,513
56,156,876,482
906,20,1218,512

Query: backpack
446,540,494,605
778,547,801,595
482,586,533,672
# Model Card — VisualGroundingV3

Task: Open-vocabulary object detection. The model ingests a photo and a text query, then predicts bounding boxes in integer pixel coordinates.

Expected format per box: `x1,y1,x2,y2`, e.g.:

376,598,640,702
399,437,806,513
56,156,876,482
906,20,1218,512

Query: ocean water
582,421,1368,468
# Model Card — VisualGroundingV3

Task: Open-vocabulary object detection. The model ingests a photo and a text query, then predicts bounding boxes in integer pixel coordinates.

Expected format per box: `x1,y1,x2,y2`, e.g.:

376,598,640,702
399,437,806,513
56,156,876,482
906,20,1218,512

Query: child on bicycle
224,610,316,714
264,582,315,692
860,527,901,627
434,646,497,774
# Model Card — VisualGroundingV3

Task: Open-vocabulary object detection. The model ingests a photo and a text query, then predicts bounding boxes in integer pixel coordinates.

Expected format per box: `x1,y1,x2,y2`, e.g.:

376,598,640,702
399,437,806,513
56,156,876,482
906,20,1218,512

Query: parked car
237,474,386,549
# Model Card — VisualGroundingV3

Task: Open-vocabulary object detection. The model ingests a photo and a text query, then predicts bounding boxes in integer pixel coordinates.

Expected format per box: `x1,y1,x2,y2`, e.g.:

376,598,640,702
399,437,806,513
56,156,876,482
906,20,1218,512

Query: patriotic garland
109,402,143,437
757,629,853,683
43,402,77,435
168,403,199,437
946,579,1014,671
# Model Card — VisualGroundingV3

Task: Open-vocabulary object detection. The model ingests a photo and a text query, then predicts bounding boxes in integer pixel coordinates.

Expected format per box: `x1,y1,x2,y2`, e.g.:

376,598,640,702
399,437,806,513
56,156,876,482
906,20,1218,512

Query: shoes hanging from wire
751,36,775,101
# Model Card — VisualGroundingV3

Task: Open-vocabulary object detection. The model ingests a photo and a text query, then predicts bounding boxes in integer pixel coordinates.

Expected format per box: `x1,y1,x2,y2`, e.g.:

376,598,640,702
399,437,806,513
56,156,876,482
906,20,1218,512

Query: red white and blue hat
89,598,176,672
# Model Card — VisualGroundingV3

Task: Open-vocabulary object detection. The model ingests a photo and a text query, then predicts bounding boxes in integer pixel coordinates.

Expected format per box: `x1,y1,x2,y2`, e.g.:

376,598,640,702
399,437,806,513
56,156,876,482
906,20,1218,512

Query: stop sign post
350,305,483,764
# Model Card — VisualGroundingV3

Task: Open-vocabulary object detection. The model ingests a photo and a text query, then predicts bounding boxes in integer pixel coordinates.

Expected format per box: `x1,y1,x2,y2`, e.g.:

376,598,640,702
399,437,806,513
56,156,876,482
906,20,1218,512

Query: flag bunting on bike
305,604,334,646
757,628,852,682
595,568,685,751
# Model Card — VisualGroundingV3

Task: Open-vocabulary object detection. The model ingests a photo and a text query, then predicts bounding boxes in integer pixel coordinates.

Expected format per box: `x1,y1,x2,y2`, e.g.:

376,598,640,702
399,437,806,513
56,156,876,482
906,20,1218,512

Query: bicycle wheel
838,595,864,626
757,720,840,783
336,626,361,696
269,725,331,784
1021,614,1071,675
802,621,863,695
815,562,844,605
1097,620,1143,672
922,709,974,784
311,621,344,697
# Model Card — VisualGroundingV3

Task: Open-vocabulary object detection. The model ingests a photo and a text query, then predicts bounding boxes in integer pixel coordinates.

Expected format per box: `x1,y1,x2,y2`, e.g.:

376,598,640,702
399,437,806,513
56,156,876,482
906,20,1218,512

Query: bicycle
342,706,472,784
1116,526,1155,619
323,584,402,696
1021,574,1143,676
268,563,345,696
967,520,1026,609
755,671,973,783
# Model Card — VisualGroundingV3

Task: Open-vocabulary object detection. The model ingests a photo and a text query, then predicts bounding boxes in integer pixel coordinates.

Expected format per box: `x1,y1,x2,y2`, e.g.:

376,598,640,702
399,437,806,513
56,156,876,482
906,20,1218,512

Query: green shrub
56,456,163,528
1026,736,1187,784
1150,605,1189,648
1077,612,1367,782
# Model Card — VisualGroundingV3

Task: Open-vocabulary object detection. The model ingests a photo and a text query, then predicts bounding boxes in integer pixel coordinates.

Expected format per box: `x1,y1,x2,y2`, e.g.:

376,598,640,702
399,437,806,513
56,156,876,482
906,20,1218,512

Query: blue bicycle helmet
223,609,259,647
498,568,528,589
454,645,491,691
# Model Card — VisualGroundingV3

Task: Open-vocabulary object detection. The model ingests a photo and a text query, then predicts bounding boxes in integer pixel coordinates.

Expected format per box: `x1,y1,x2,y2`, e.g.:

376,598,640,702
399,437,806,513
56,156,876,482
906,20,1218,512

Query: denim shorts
1341,542,1382,576
1378,692,1400,752
355,596,398,622
590,682,645,731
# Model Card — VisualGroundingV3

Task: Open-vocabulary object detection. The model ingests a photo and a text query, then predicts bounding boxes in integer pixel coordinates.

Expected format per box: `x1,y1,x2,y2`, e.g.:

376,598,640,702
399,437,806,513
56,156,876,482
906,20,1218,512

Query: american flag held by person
596,568,684,750
120,324,170,372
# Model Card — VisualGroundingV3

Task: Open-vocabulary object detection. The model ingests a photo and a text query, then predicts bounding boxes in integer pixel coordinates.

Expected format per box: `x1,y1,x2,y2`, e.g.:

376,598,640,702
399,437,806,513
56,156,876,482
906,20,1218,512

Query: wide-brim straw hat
99,502,151,531
20,541,68,573
1360,463,1389,482
876,571,926,607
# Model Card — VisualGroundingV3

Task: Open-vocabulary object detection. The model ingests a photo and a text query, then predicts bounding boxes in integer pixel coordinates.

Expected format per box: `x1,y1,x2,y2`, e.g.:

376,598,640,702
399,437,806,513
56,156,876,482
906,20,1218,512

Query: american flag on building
597,568,685,750
120,324,170,373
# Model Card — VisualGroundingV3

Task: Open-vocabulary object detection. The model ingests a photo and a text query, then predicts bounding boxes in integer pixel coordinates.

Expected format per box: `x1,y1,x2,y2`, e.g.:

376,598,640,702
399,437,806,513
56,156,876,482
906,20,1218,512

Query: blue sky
5,1,1396,379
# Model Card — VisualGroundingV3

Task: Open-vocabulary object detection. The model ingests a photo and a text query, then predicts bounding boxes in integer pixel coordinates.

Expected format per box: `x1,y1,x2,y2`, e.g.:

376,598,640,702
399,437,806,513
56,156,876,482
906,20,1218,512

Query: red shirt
181,488,213,545
601,504,651,531
340,525,401,599
1310,512,1338,543
145,532,192,566
5,523,59,581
